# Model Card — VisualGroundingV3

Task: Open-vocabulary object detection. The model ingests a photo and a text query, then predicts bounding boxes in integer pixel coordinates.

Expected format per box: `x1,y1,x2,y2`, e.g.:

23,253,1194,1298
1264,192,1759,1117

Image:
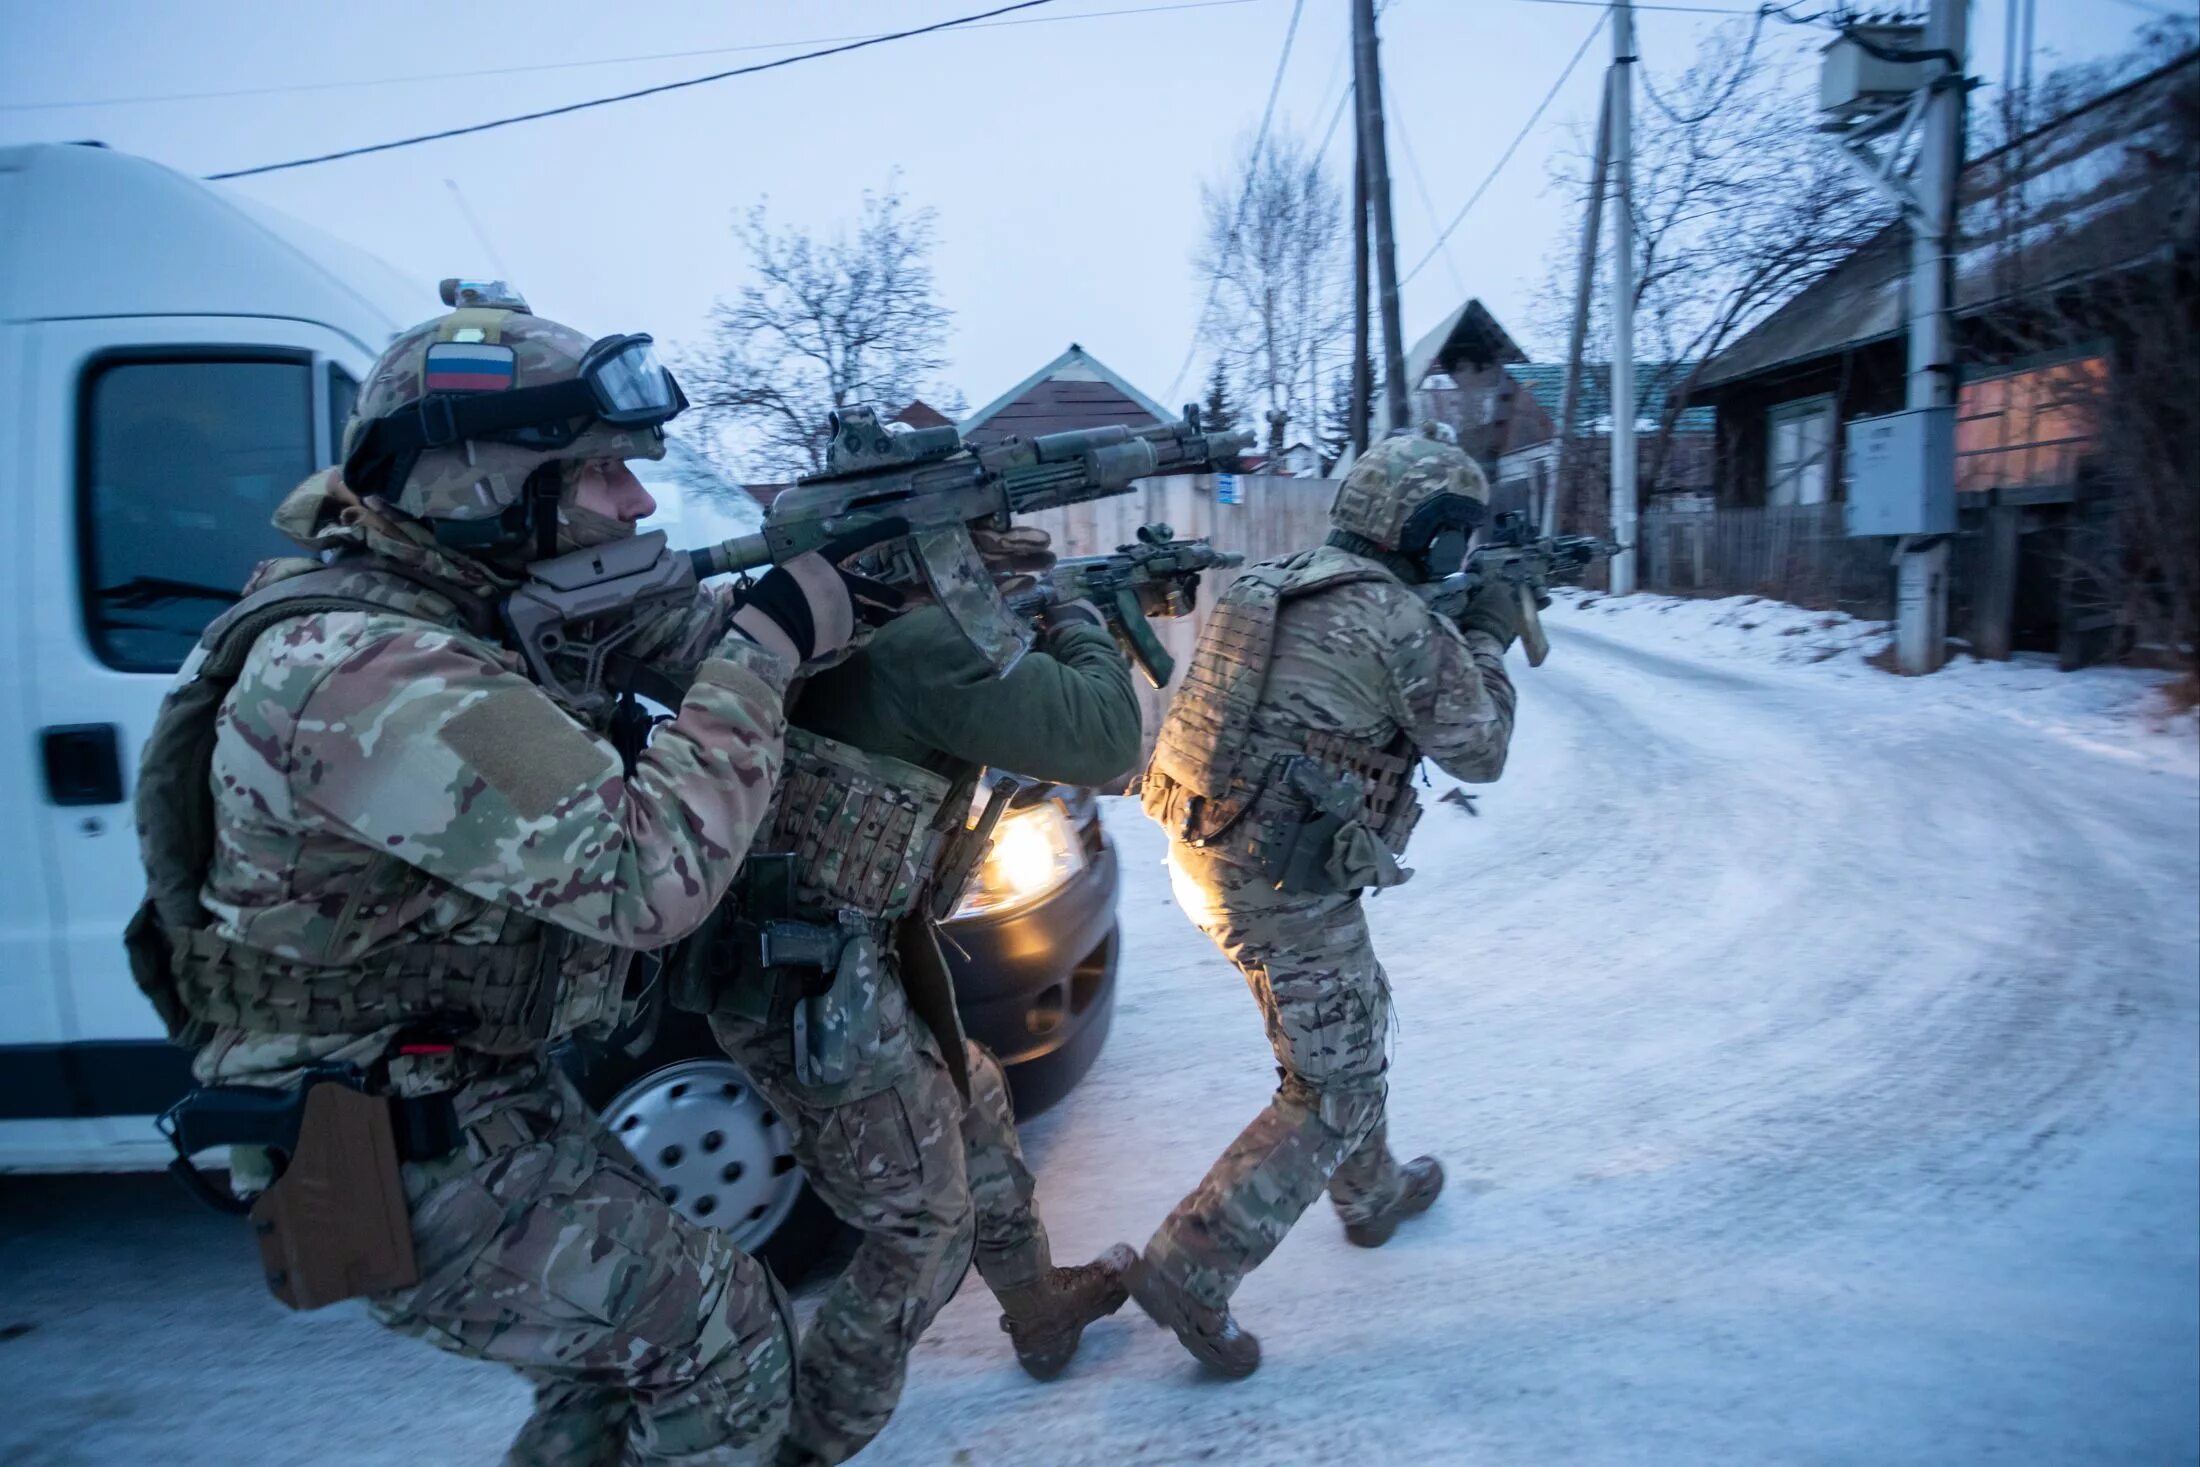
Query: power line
9,0,1261,114
1400,7,1608,287
1160,0,1310,406
1503,0,1763,14
207,0,1072,180
1388,99,1466,295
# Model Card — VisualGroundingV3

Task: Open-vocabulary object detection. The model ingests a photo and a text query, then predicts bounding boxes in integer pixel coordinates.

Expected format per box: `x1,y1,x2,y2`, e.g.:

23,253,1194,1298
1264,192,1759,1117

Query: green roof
1507,361,1714,433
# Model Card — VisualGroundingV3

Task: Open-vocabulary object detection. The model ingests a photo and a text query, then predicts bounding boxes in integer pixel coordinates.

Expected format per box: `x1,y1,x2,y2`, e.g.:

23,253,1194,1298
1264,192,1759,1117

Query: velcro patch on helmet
423,343,517,393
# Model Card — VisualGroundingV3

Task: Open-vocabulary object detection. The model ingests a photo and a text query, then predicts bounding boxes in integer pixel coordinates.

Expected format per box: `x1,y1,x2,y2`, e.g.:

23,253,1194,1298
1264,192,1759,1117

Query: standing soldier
131,285,879,1463
1125,432,1521,1376
686,528,1146,1467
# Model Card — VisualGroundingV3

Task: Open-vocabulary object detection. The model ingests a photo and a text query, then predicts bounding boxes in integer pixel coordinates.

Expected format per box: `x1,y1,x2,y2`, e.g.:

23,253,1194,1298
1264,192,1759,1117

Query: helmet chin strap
529,463,566,562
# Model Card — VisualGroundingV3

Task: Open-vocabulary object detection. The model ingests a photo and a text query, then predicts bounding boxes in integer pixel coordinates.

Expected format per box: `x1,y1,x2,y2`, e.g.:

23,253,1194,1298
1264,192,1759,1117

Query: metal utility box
1845,406,1955,537
1819,24,1936,123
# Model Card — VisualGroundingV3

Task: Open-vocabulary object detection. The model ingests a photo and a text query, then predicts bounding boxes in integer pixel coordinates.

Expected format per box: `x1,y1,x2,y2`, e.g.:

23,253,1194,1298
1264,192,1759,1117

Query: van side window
328,362,360,458
80,356,314,673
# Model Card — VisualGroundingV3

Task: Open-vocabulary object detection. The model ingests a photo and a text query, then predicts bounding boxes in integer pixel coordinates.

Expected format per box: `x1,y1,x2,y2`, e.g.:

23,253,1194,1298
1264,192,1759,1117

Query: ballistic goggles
344,333,687,497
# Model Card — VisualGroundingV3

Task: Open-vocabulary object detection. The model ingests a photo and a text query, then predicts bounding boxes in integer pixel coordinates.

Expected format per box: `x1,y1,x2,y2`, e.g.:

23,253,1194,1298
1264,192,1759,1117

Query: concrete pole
1896,0,1968,674
1553,79,1612,537
1608,0,1640,595
1352,0,1410,433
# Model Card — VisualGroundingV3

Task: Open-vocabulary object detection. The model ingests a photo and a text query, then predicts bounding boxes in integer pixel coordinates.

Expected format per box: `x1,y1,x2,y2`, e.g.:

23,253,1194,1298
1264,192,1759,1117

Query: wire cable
11,0,1260,114
1160,0,1309,405
1400,6,1607,287
1504,0,1764,14
205,0,1068,180
1388,99,1466,294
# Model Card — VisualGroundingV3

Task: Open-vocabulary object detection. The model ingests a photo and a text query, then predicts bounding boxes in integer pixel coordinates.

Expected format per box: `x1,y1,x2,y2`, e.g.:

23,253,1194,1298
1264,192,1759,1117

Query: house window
1766,395,1836,505
80,355,315,672
1956,356,2105,493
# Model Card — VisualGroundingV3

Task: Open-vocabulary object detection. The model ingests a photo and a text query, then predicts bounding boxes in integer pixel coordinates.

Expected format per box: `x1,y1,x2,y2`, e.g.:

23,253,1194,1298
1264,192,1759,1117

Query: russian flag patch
424,342,517,393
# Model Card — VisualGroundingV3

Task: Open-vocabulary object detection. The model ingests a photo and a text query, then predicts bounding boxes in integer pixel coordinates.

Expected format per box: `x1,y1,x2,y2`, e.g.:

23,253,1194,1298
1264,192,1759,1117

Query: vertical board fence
1637,503,1894,617
1018,474,1338,770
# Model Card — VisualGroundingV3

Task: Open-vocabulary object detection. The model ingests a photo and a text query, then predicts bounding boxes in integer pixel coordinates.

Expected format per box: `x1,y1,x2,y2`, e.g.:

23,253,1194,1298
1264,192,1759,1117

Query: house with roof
1400,296,1713,529
959,342,1177,447
1685,49,2197,661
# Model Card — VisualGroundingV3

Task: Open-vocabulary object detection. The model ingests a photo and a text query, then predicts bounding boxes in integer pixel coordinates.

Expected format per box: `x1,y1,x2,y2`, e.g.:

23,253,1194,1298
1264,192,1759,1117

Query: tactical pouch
792,931,885,1090
248,1082,419,1310
1247,757,1367,895
123,900,211,1048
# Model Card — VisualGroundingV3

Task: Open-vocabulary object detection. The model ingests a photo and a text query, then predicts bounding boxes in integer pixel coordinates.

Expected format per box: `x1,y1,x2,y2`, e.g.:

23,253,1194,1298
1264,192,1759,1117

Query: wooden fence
1637,503,1894,617
1019,474,1337,768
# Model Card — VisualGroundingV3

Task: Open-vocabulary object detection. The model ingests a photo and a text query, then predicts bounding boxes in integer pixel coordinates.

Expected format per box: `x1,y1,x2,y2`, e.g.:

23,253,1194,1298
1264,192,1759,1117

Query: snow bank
1552,588,2199,778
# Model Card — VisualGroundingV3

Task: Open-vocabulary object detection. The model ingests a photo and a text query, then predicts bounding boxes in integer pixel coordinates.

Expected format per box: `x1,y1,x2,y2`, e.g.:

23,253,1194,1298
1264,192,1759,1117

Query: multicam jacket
187,470,791,1085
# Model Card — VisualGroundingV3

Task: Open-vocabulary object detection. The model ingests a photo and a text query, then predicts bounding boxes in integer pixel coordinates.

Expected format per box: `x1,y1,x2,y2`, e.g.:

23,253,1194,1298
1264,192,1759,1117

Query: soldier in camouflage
133,285,875,1463
690,527,1146,1466
1124,431,1523,1377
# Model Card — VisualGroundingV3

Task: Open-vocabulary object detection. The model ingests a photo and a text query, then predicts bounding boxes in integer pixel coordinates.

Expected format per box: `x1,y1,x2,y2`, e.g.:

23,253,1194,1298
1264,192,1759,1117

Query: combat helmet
340,279,684,556
1327,427,1489,579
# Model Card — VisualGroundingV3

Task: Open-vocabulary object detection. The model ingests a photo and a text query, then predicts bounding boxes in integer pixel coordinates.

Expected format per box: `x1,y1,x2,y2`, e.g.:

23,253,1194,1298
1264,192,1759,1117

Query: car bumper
943,829,1120,1118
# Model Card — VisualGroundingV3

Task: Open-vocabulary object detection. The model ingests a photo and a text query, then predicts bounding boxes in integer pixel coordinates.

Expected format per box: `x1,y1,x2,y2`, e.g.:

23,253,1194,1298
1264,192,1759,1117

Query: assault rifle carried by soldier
1416,508,1615,666
1004,522,1244,685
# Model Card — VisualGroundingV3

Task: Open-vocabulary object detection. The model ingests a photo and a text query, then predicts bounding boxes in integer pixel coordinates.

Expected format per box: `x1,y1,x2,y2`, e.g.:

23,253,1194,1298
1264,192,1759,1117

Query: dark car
561,781,1120,1278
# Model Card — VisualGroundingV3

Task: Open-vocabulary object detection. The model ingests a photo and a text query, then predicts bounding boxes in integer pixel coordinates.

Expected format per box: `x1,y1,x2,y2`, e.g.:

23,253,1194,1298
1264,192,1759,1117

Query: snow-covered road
4,599,2194,1465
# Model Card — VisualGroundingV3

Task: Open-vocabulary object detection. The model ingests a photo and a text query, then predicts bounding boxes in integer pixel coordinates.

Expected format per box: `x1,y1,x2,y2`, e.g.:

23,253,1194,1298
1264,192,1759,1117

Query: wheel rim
601,1058,805,1250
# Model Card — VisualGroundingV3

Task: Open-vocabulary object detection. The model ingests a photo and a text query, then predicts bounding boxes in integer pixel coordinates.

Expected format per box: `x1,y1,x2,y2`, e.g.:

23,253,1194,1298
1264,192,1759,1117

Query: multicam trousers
369,1063,796,1466
710,971,1050,1467
1144,841,1405,1312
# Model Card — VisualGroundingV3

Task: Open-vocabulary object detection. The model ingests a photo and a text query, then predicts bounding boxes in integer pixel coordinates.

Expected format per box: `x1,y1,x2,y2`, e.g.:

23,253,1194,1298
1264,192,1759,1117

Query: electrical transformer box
1819,24,1936,122
1845,406,1955,537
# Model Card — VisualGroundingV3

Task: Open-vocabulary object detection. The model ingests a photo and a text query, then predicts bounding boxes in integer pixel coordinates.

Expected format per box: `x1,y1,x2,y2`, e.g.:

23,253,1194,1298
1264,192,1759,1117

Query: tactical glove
1041,597,1106,635
729,522,907,666
1458,578,1530,649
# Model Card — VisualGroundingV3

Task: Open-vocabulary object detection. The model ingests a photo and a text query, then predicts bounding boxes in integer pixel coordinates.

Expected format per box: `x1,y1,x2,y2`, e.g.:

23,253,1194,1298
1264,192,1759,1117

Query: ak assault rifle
1420,511,1616,666
1005,523,1243,687
503,405,1254,707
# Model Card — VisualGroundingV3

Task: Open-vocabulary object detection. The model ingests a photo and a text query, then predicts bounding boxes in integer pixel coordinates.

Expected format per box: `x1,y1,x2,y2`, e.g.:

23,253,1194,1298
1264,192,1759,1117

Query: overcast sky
0,0,2166,423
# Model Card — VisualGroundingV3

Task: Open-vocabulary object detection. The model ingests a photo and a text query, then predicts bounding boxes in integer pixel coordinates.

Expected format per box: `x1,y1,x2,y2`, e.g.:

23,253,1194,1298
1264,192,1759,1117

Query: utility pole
1821,2,1969,673
1350,133,1372,456
1352,0,1409,433
1893,0,1967,674
1552,81,1612,536
1607,0,1639,595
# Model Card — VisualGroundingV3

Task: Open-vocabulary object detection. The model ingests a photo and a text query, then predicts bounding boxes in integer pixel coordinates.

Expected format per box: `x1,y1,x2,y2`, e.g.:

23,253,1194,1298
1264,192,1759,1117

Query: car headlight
948,799,1087,920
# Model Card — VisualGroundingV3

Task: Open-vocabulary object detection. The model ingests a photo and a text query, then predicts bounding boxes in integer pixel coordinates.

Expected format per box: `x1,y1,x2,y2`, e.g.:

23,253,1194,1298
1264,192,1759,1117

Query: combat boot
1123,1252,1262,1379
995,1243,1135,1380
1343,1154,1445,1248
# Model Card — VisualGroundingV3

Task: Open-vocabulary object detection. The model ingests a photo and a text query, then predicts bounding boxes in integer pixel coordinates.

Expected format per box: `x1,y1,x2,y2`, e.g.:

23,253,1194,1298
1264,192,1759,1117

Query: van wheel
567,1013,841,1282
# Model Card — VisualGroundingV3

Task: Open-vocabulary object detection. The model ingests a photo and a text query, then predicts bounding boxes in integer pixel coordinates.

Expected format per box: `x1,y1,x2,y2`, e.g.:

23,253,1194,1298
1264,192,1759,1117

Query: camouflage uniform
703,602,1142,1466
148,293,806,1466
1136,436,1517,1329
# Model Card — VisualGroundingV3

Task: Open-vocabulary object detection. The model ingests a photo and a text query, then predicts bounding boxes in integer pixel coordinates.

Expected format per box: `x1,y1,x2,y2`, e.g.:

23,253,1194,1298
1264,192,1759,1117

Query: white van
0,142,432,1169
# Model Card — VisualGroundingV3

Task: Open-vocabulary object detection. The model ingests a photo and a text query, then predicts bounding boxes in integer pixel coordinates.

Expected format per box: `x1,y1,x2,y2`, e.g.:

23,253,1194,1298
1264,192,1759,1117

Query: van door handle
42,723,125,806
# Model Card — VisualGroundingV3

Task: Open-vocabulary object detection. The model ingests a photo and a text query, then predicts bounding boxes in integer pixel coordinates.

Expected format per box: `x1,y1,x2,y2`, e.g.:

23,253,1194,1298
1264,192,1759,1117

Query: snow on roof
1696,51,2198,392
959,343,1175,444
0,142,426,353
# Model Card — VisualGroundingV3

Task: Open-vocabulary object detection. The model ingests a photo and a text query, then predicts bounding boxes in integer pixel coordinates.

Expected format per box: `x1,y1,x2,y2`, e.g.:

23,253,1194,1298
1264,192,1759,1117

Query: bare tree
1536,19,1891,510
682,185,953,480
1194,126,1352,466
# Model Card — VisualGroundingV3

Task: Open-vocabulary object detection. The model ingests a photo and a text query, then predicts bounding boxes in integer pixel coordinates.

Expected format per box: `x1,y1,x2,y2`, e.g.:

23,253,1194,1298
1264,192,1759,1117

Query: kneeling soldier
133,285,875,1463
